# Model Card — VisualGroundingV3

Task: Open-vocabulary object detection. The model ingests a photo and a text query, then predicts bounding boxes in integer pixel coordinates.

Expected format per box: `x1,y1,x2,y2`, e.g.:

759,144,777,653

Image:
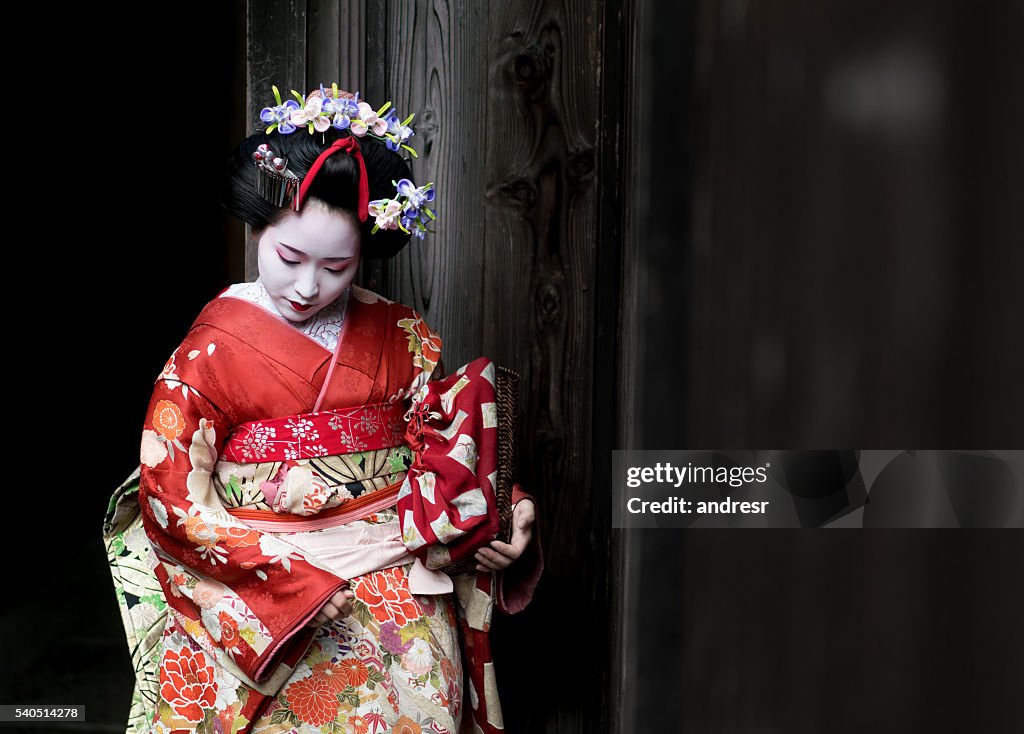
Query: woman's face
256,201,361,322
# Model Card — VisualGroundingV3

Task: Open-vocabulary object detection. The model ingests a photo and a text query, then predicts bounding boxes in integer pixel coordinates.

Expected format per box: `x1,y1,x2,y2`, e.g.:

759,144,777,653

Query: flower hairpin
369,179,437,240
256,84,439,236
261,83,419,159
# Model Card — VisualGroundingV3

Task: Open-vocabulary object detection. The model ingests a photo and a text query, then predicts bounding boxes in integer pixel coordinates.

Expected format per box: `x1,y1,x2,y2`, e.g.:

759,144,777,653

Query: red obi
220,401,407,463
220,356,502,572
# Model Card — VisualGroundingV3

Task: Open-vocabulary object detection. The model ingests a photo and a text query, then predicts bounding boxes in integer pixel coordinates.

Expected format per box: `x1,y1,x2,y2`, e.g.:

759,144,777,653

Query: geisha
103,84,541,734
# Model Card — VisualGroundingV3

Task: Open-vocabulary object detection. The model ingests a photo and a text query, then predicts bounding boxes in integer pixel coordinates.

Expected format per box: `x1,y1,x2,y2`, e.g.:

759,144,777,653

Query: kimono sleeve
395,309,502,568
138,377,347,684
496,483,544,614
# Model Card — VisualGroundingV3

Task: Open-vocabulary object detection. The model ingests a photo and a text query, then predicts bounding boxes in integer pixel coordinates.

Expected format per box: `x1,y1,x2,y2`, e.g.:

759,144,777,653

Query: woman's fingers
513,499,536,529
310,589,356,626
508,501,535,549
489,540,524,559
475,545,514,571
474,504,538,571
338,592,354,616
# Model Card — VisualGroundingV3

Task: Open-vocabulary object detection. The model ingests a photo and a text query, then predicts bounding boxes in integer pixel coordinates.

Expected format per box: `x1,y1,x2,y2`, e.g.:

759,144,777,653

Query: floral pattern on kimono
105,284,541,734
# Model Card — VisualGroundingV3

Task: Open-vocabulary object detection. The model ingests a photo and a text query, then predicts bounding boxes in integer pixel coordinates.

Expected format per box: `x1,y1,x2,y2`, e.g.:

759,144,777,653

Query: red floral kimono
108,284,541,734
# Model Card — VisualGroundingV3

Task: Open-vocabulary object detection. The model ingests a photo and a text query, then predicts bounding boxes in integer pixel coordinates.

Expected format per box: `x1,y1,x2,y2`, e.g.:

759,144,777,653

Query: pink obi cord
236,487,403,532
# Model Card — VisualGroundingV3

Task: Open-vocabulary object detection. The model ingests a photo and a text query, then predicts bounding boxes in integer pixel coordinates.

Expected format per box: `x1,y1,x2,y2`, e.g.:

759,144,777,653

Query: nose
294,266,319,300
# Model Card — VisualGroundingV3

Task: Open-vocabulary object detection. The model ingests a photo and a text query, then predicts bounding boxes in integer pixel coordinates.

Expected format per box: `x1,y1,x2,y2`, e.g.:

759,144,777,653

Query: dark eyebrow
279,242,354,262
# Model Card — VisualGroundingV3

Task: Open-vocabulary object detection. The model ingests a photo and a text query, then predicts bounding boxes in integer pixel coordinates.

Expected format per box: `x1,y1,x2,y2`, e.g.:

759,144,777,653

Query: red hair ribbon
297,135,369,222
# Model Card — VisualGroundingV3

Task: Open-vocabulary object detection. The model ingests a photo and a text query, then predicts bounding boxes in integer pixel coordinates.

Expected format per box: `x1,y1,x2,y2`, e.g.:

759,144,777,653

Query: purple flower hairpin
260,83,420,159
369,179,437,240
259,90,301,135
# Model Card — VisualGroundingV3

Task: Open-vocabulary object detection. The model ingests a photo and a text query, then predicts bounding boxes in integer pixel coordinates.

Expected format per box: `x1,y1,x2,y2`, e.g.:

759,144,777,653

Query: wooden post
245,0,308,279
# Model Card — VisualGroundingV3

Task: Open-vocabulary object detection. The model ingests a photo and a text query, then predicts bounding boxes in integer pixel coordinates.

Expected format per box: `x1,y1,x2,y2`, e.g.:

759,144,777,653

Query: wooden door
246,1,637,731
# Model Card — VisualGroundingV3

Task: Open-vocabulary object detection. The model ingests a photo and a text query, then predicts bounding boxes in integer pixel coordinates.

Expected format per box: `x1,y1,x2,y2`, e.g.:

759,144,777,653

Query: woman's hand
306,588,355,628
475,499,536,572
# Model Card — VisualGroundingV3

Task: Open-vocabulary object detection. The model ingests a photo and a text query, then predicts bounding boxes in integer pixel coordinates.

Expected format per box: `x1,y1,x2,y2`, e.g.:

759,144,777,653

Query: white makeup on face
256,200,361,323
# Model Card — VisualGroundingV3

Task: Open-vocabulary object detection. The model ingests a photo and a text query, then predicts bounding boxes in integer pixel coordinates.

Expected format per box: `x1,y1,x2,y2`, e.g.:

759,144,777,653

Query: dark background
2,3,245,730
3,1,1022,733
627,0,1023,731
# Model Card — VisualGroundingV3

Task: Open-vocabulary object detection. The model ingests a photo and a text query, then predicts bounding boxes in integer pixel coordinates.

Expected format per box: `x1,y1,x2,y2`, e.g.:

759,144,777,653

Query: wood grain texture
616,4,650,728
245,0,307,279
307,0,340,85
364,1,488,370
337,0,365,91
365,2,616,731
245,3,630,729
601,0,639,729
306,0,365,92
479,2,603,732
358,0,392,298
625,0,1024,732
680,0,969,447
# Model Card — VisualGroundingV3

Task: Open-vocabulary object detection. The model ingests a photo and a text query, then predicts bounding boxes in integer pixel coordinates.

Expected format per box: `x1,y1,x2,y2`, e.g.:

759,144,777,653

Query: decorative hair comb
252,143,300,211
254,83,437,237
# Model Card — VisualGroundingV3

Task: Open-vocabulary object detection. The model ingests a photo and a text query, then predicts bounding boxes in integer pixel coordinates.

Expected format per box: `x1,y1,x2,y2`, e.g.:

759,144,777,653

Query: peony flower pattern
192,579,226,610
129,297,493,734
159,647,217,723
262,568,461,732
354,566,422,628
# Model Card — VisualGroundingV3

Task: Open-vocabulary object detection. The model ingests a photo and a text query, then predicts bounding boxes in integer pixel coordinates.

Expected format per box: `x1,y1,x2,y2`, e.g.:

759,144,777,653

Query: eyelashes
277,251,347,273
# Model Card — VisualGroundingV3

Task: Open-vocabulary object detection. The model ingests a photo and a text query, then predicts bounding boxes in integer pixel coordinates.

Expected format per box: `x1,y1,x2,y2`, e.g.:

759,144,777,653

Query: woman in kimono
104,86,541,734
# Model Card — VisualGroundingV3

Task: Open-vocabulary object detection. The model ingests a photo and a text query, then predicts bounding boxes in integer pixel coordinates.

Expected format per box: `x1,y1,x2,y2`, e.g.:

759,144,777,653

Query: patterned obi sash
218,357,501,571
218,401,410,530
217,399,456,594
220,400,408,463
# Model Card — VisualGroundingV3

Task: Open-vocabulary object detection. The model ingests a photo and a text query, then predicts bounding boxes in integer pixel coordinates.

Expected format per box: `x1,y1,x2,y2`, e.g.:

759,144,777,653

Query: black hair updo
221,125,415,260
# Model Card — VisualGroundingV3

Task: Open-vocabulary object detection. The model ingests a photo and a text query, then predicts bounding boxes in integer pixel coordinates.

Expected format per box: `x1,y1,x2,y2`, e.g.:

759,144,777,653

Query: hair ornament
369,179,437,239
261,84,419,159
252,143,300,211
255,83,438,238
